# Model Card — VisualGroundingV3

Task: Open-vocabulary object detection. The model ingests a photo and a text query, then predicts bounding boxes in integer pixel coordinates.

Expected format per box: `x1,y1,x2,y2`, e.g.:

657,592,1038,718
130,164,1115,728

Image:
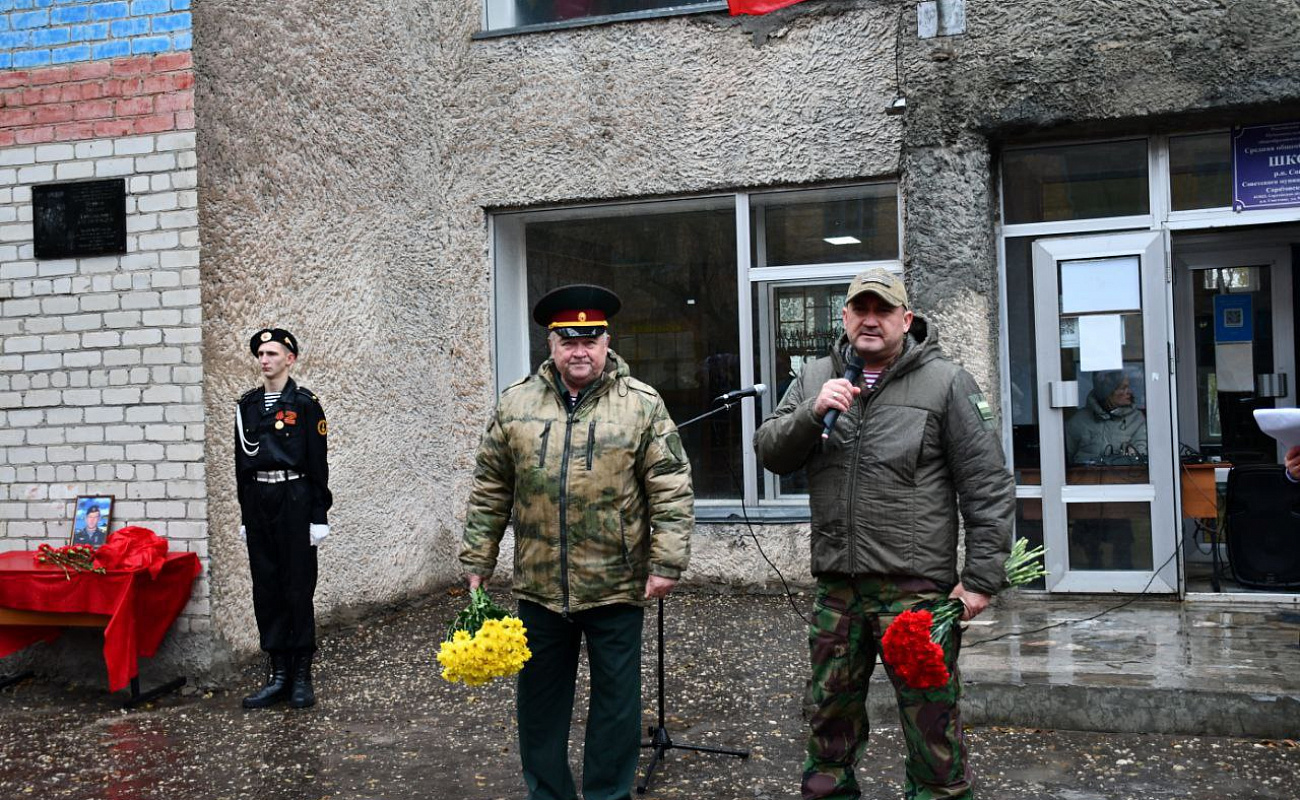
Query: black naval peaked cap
249,328,299,356
532,284,621,339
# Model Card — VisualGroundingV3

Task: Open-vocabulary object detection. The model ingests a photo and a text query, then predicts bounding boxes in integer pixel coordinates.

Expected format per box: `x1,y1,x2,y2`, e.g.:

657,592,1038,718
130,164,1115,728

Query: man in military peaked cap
531,282,622,339
235,327,332,710
460,284,694,800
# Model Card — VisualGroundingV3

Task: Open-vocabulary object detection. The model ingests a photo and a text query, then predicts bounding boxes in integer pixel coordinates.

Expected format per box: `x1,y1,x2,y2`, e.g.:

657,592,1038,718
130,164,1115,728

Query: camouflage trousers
802,575,972,800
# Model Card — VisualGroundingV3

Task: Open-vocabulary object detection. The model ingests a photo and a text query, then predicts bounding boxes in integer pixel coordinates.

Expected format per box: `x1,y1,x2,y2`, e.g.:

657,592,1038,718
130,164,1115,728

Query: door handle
1255,373,1288,398
1048,381,1079,409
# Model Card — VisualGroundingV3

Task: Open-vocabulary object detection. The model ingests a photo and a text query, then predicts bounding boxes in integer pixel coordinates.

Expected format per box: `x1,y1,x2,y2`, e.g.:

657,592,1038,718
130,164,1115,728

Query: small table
0,551,201,706
1180,462,1232,520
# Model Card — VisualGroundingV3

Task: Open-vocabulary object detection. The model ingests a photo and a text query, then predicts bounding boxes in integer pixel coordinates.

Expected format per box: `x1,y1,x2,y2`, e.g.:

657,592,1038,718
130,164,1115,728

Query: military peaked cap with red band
532,284,621,339
248,327,299,356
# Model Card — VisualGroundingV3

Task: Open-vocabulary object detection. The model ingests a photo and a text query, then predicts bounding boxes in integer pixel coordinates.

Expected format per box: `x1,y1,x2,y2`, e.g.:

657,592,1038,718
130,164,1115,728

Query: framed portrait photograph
71,495,113,546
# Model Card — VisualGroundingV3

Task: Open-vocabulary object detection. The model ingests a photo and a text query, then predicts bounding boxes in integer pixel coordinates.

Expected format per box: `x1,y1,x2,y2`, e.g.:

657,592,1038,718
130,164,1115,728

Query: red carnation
881,608,951,690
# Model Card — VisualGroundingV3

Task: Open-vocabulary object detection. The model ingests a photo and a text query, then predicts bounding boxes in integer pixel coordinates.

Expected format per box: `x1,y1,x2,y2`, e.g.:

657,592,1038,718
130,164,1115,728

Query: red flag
728,0,808,14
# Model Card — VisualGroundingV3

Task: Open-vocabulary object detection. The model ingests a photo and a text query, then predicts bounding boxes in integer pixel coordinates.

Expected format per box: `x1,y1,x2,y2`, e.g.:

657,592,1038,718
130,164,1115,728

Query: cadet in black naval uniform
235,328,332,709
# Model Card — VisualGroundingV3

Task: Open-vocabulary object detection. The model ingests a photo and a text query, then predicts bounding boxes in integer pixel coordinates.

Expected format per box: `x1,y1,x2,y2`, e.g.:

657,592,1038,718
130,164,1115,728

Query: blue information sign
1232,122,1300,211
1213,294,1253,343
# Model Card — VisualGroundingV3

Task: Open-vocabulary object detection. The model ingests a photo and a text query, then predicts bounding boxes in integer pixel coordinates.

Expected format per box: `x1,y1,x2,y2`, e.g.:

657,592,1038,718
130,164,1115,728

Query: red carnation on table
881,608,951,690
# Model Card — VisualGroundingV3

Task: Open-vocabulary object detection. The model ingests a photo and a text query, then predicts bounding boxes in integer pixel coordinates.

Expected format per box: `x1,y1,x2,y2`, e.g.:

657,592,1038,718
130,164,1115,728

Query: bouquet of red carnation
881,538,1046,690
34,543,105,580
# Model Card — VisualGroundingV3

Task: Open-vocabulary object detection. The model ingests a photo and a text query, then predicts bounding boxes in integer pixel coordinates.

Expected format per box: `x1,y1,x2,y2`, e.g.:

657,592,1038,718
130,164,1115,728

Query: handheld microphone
821,353,865,440
714,384,767,404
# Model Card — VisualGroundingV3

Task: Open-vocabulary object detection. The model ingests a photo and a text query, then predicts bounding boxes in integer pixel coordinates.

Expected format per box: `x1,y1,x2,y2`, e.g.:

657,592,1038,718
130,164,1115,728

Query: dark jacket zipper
585,419,596,470
844,351,909,575
552,373,606,617
538,421,552,467
558,408,574,617
620,515,632,569
847,388,867,575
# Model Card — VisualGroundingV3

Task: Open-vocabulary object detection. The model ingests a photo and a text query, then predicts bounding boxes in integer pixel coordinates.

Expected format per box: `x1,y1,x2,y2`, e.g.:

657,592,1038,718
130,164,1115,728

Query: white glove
309,524,329,546
239,525,246,543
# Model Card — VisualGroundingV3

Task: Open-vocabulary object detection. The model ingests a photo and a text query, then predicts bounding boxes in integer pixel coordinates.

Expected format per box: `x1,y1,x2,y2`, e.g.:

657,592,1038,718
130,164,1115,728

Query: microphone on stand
714,384,767,404
821,353,865,440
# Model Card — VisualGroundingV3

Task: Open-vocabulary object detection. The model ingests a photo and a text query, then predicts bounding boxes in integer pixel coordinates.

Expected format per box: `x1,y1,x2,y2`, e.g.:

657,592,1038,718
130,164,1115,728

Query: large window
1168,132,1231,211
482,0,724,33
1002,139,1149,224
492,184,901,514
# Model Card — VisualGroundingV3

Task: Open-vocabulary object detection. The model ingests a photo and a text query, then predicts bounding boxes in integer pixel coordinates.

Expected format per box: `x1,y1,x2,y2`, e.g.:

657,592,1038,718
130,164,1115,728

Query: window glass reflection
485,0,715,30
1169,132,1231,211
752,185,898,266
762,282,850,496
1005,238,1040,484
1190,266,1276,463
1059,260,1149,486
1002,140,1149,224
524,208,739,498
1067,502,1153,571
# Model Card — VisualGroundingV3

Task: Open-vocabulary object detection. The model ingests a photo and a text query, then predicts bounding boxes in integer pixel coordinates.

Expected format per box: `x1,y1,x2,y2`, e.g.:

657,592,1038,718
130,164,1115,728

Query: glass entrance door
1031,231,1178,592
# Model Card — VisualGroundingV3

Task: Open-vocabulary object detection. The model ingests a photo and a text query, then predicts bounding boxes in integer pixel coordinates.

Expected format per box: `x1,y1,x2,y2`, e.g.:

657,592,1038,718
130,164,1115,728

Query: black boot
289,651,315,709
242,653,292,709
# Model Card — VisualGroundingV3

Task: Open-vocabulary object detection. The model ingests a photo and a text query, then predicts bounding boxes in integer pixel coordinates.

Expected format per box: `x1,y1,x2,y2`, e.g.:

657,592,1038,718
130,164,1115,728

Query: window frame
489,182,902,520
474,1,728,39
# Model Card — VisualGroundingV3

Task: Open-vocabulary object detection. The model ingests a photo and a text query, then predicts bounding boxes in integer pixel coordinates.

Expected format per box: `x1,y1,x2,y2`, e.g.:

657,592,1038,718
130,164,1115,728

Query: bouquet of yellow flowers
437,587,531,686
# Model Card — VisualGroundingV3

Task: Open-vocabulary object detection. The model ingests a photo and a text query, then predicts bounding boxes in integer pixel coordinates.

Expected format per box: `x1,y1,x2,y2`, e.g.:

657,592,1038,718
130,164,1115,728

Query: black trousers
245,479,318,654
516,600,644,800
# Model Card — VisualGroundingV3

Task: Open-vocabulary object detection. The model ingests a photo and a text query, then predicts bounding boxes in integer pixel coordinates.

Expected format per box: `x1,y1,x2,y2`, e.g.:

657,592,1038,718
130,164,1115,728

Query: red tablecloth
0,551,201,692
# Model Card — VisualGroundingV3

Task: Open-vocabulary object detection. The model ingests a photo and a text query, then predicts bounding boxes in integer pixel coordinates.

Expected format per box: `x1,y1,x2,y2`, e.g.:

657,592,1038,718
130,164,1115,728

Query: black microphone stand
638,397,750,794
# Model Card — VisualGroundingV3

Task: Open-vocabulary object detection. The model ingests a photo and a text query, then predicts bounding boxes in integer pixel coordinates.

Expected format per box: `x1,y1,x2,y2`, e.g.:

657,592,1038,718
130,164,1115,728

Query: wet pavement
1,588,1299,800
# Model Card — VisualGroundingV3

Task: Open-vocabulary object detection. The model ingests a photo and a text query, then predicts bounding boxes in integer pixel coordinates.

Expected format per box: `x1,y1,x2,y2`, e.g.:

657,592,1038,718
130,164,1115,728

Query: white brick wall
0,133,208,629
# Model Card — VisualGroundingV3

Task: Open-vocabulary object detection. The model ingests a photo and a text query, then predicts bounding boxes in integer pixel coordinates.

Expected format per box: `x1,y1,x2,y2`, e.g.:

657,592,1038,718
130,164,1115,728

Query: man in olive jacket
460,284,693,800
754,268,1013,800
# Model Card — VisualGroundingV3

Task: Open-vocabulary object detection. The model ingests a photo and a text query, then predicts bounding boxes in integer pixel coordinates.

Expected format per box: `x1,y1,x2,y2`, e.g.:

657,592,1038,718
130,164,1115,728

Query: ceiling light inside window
823,236,862,246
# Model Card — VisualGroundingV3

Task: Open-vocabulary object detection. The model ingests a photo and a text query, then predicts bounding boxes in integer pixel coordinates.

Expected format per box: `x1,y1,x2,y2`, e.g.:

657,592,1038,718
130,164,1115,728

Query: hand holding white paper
1253,408,1300,450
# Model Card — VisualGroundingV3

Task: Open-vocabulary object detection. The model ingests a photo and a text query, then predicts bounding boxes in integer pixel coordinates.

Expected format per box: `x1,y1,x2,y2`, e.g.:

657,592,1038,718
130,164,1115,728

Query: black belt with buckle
254,470,302,483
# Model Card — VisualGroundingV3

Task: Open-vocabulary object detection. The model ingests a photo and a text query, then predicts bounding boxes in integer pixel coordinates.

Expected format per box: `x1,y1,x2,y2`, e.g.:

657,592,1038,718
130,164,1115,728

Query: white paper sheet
1078,314,1123,372
1060,257,1141,314
1253,408,1300,450
1214,342,1254,392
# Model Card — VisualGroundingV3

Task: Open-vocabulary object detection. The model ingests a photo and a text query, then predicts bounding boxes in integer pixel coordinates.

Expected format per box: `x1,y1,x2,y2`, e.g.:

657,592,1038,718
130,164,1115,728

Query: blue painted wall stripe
2,0,190,67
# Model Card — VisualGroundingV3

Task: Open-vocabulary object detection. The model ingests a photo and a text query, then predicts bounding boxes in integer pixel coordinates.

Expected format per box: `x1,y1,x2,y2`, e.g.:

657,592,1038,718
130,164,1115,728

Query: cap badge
260,331,272,341
578,311,587,322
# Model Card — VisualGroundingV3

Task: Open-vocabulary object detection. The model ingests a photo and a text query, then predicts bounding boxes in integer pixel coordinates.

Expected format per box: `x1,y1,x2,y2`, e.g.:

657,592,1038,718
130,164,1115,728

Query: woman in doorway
1065,370,1148,570
1065,369,1148,466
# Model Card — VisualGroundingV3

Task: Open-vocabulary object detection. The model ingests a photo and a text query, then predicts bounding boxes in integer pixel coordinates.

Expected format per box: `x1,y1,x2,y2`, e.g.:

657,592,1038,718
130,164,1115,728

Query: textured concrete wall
905,0,1300,145
192,0,1300,667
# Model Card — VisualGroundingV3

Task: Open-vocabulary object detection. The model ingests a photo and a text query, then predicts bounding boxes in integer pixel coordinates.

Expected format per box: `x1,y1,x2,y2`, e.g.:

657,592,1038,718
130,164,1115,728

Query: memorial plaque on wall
1232,121,1300,211
32,179,127,260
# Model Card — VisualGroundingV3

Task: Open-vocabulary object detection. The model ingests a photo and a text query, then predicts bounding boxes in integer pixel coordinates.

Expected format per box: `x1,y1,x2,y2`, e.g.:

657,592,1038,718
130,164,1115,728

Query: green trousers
517,600,644,800
802,576,972,800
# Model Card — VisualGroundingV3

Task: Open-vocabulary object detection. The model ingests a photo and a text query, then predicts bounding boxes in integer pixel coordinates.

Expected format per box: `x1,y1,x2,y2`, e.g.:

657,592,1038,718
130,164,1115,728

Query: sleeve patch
317,419,328,436
666,431,686,464
968,393,996,430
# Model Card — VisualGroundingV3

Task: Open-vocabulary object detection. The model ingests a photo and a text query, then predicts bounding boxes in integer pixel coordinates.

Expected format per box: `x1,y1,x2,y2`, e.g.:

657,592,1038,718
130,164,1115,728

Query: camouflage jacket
460,350,694,614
